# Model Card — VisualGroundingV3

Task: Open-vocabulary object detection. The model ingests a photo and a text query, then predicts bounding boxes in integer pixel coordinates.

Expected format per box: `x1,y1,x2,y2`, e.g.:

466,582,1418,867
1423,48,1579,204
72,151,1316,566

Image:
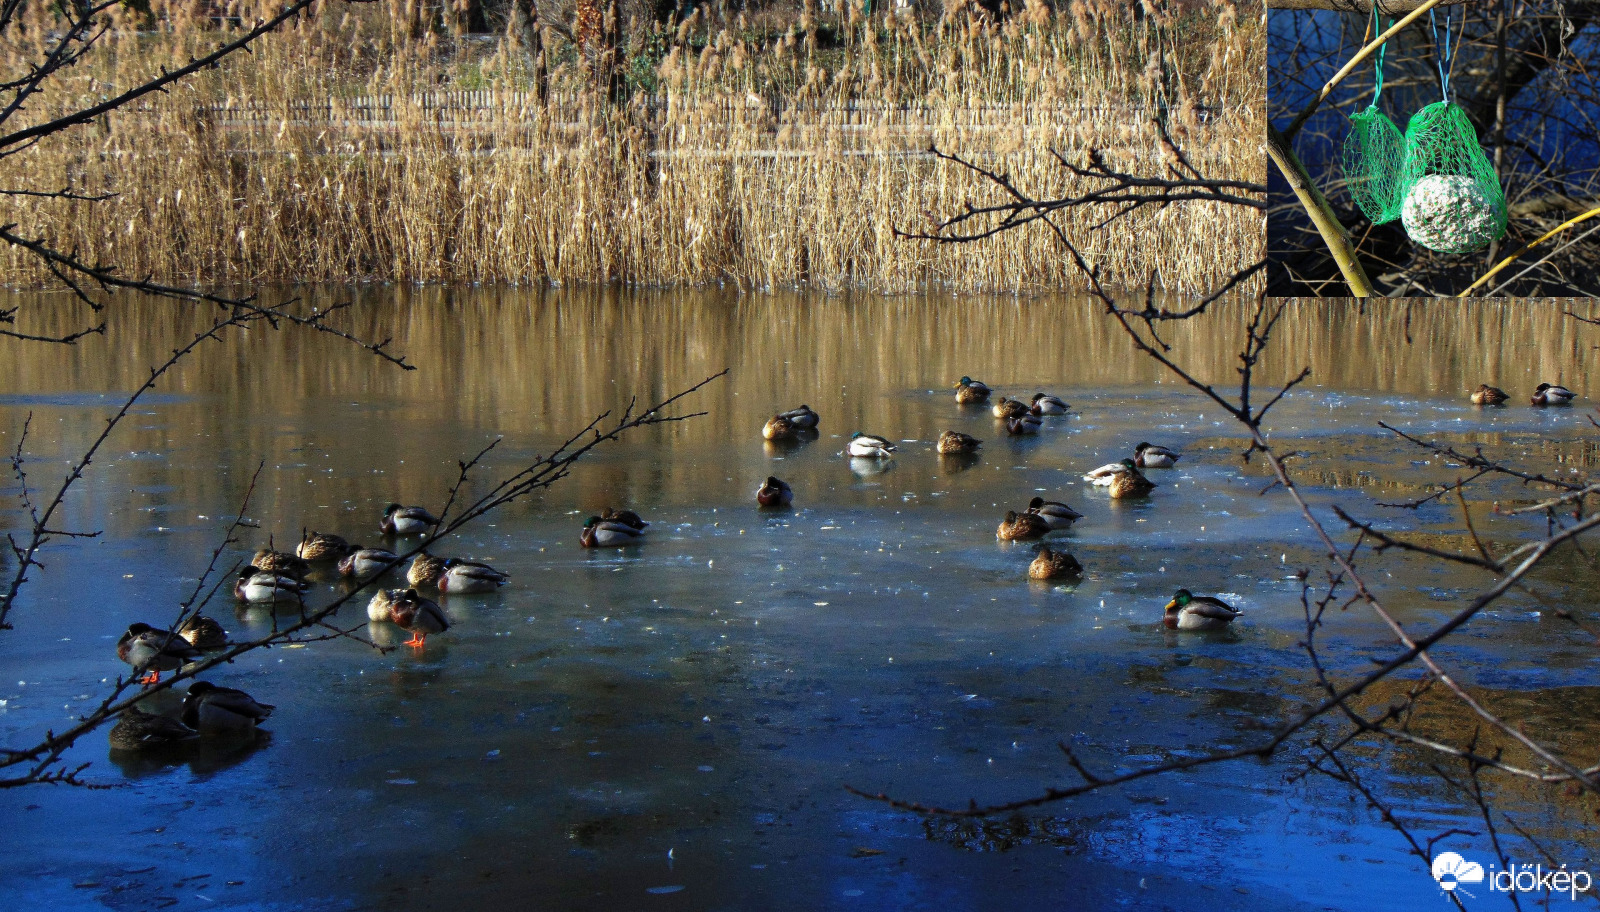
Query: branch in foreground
886,206,1599,820
0,370,727,788
0,0,325,154
0,226,414,367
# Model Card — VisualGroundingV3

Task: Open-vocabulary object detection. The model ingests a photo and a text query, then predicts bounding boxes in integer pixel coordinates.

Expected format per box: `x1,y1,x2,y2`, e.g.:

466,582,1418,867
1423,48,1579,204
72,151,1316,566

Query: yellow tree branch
1267,124,1376,297
1267,0,1470,10
1457,205,1600,296
1280,0,1445,142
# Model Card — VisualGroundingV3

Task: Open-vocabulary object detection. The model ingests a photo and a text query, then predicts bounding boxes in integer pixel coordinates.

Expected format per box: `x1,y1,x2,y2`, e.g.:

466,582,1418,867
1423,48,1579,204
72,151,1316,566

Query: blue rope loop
1429,5,1458,104
1372,7,1389,102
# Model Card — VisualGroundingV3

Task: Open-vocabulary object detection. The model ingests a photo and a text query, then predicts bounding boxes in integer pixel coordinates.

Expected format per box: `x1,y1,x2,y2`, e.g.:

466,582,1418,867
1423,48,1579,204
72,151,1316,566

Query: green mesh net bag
1342,104,1405,224
1398,100,1506,253
1390,10,1506,254
1340,10,1404,224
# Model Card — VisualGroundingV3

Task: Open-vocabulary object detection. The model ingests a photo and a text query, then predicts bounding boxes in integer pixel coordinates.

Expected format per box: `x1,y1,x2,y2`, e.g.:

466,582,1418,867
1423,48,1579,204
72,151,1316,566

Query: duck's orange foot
403,634,425,648
138,671,161,685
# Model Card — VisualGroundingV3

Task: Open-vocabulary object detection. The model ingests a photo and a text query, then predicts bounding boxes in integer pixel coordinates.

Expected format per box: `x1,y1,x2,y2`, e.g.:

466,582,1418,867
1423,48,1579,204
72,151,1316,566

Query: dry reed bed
0,0,1263,293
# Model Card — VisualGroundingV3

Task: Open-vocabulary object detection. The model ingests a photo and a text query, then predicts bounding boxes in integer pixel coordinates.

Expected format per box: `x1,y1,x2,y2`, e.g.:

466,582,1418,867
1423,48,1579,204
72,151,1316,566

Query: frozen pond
1,291,1597,910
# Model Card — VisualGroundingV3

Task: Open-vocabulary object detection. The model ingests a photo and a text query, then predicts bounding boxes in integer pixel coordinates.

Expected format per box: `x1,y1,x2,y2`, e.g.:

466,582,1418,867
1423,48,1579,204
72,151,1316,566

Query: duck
580,516,645,547
763,414,796,441
1133,442,1181,468
432,557,511,594
1029,393,1069,415
251,548,309,580
381,503,441,535
992,397,1029,419
337,546,399,579
997,510,1051,541
1083,459,1127,484
1108,461,1157,499
1005,414,1042,435
117,623,203,684
847,432,896,458
1029,544,1083,580
406,551,449,588
600,507,649,530
367,588,449,647
234,566,309,604
1163,589,1240,630
937,430,982,455
1470,384,1509,405
177,615,227,649
756,476,793,508
295,532,353,562
181,681,274,734
778,405,819,429
1531,382,1576,406
1086,457,1154,485
1026,496,1083,529
108,707,198,751
954,376,992,404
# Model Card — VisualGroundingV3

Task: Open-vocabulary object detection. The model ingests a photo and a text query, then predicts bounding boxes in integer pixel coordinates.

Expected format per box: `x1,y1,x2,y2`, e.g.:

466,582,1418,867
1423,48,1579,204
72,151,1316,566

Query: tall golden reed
0,0,1262,294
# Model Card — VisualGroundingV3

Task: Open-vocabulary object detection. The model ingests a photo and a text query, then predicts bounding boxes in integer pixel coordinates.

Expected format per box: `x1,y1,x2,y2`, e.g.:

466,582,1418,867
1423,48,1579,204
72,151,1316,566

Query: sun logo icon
1432,852,1486,894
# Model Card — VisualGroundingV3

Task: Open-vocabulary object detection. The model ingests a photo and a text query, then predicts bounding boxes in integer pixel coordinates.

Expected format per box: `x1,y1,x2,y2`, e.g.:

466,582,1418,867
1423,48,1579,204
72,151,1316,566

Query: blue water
1,291,1596,910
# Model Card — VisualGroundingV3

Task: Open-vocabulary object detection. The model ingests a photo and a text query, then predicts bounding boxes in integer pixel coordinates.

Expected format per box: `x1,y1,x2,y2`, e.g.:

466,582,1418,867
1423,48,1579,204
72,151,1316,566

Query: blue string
1372,6,1388,103
1429,6,1455,104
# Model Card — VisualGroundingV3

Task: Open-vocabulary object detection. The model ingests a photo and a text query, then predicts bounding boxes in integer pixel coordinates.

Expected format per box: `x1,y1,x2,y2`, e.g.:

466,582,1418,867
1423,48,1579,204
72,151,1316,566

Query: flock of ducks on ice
107,377,1580,750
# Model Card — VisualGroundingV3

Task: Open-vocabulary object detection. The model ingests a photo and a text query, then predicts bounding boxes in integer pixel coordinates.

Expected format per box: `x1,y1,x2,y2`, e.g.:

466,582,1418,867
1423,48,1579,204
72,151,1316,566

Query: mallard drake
1005,414,1043,435
109,707,198,751
1029,544,1083,580
580,516,644,547
997,510,1051,541
778,405,819,429
937,430,982,454
295,532,352,562
251,548,309,579
756,476,793,507
992,397,1029,419
234,566,309,604
1108,461,1157,499
406,551,449,588
118,623,204,684
1470,384,1509,405
763,414,796,441
1163,589,1240,630
337,546,399,579
847,432,896,458
1030,393,1069,415
381,503,441,535
1026,496,1083,529
1134,442,1181,468
954,376,992,404
367,588,449,647
1531,382,1576,406
431,558,511,594
182,681,274,734
177,615,227,649
600,507,649,530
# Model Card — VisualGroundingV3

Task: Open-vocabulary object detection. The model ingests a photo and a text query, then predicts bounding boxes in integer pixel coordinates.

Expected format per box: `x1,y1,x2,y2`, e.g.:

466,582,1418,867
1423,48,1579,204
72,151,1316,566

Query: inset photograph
1269,0,1600,296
